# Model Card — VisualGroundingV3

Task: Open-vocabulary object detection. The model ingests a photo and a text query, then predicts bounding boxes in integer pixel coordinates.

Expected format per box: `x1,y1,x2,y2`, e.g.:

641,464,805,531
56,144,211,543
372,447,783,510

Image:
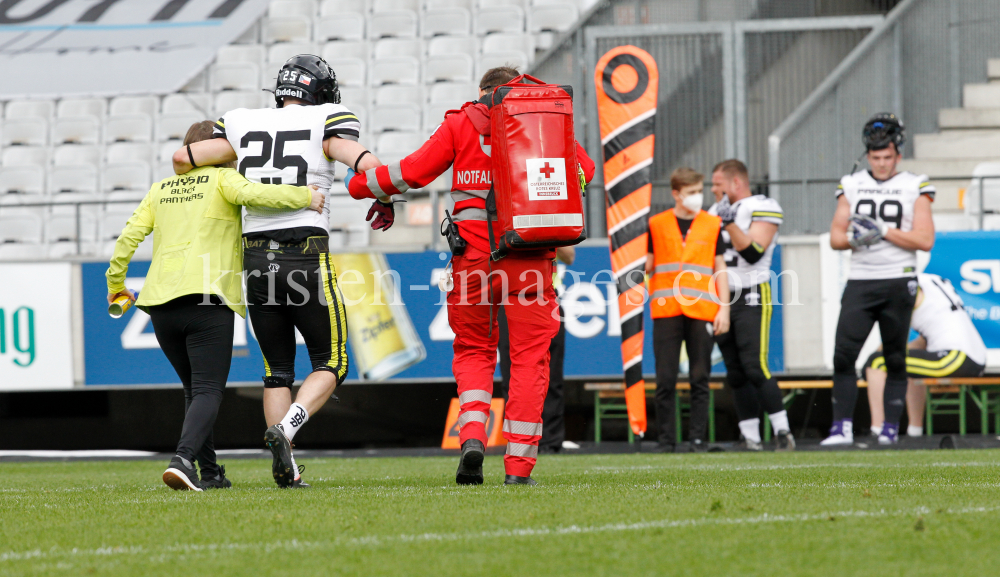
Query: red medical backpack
486,74,586,260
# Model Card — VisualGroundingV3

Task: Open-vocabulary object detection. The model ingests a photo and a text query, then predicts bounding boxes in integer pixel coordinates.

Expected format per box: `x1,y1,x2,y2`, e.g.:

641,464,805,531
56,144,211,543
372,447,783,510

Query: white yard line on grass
3,504,999,563
584,461,1000,473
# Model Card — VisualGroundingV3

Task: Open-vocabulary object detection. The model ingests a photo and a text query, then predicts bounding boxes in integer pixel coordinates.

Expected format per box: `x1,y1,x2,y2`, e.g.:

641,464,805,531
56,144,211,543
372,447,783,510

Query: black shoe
690,439,708,453
775,430,796,452
504,475,537,486
291,465,310,489
163,456,203,491
264,425,294,488
200,464,232,489
456,439,485,485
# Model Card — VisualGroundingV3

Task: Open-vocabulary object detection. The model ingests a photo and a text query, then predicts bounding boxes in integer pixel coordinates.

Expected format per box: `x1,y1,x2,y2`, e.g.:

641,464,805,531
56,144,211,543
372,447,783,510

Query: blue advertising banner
81,245,785,386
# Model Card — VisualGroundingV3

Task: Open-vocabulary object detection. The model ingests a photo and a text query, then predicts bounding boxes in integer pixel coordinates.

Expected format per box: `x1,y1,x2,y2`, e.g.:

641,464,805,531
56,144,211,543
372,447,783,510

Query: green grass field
3,450,1000,576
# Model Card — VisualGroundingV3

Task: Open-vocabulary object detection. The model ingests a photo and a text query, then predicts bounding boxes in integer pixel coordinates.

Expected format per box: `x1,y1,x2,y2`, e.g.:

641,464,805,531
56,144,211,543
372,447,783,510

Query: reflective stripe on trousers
458,410,488,428
503,419,543,437
459,390,492,405
506,442,538,459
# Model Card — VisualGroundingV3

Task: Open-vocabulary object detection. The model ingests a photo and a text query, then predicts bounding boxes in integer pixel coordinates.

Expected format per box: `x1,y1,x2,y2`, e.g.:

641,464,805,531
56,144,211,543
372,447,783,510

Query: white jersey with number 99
213,102,361,234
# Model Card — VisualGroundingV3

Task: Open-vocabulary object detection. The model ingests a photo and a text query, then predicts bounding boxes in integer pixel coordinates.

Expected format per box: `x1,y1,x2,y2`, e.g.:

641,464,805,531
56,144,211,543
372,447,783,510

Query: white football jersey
837,170,934,280
719,194,783,291
911,273,987,365
213,103,361,235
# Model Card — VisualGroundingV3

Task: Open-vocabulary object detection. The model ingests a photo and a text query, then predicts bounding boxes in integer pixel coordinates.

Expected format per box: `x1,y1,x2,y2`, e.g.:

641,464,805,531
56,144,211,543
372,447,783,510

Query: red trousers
448,246,558,477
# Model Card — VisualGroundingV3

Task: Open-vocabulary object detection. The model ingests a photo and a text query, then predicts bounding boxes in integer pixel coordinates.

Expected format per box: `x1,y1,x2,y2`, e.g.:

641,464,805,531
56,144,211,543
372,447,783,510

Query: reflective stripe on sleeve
459,390,492,405
365,168,391,202
502,419,543,437
458,411,489,428
388,163,409,194
505,442,538,459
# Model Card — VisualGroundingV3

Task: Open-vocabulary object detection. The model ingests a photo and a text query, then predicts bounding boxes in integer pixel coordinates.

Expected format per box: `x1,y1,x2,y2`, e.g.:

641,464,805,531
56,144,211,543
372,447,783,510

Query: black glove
366,199,395,231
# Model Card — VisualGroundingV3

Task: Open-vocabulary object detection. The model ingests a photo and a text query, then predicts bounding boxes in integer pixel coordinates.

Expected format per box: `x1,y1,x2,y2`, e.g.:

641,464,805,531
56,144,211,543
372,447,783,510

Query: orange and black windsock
594,46,658,438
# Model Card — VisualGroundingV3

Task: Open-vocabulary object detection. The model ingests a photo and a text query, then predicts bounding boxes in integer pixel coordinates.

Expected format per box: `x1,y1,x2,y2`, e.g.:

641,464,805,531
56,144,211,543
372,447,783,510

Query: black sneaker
775,430,796,452
504,475,537,486
455,439,485,485
200,464,232,489
163,456,203,491
291,465,310,489
264,425,294,488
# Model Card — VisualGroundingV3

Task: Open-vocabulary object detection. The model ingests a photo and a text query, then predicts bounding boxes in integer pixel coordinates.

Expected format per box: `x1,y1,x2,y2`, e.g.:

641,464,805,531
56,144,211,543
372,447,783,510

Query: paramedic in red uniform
346,66,595,486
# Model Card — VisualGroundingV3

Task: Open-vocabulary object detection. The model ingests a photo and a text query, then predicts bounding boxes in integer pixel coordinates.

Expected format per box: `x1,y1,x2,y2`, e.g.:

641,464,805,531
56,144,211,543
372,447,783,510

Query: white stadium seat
48,165,99,195
2,118,48,147
99,207,138,242
49,191,102,216
2,146,48,167
46,213,98,243
158,141,181,163
425,0,472,8
481,33,534,57
474,6,525,35
424,53,474,83
369,10,418,39
0,213,43,243
373,38,422,59
328,58,366,87
370,104,421,132
428,82,477,104
315,14,366,42
267,43,317,66
0,167,45,196
529,4,579,32
105,114,153,143
263,16,313,44
52,144,101,168
0,243,47,260
320,0,368,16
57,98,106,119
5,100,54,119
104,162,152,193
214,92,264,116
477,51,529,77
180,69,209,93
337,86,369,108
162,93,212,115
154,162,175,182
423,102,454,130
373,0,418,12
106,142,153,165
109,96,159,118
232,21,261,44
532,0,581,5
157,112,204,142
427,35,477,56
269,0,317,18
210,62,261,92
322,40,369,61
374,84,422,105
51,116,101,145
371,56,420,85
216,44,266,65
490,0,527,6
422,8,472,37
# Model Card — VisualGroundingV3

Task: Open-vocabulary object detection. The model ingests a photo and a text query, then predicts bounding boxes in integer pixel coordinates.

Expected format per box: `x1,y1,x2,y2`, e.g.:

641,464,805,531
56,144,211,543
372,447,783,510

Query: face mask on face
681,193,704,213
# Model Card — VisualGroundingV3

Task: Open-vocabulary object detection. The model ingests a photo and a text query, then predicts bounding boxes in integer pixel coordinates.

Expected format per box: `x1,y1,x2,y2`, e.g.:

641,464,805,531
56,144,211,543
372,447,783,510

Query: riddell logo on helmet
276,88,303,98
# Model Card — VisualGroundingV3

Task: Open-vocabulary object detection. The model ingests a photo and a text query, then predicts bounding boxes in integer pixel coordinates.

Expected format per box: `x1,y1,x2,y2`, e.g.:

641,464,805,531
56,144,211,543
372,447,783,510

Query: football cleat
820,419,854,446
200,464,232,489
504,475,537,486
878,422,899,445
774,430,796,452
291,465,310,489
163,456,203,492
736,437,763,452
264,424,295,488
455,439,485,485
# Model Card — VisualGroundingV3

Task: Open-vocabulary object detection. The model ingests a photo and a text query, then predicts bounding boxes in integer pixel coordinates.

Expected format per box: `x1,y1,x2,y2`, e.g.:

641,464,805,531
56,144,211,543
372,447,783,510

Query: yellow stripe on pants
759,282,772,380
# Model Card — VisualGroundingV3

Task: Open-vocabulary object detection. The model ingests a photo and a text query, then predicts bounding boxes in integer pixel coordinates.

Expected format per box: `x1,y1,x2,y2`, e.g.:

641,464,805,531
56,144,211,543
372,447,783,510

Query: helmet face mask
274,54,341,108
863,112,905,153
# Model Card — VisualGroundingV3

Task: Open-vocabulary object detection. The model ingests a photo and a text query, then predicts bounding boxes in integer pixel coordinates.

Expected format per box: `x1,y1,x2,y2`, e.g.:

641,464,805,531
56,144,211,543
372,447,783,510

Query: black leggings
148,295,234,474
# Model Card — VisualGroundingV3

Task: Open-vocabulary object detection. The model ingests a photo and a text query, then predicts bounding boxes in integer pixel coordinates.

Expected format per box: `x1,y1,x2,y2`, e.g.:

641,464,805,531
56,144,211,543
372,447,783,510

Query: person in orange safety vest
646,167,730,452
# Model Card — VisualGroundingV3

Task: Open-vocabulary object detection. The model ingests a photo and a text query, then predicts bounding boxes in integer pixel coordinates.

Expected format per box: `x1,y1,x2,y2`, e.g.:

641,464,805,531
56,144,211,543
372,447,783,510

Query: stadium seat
214,92,264,116
106,142,152,165
105,114,153,144
0,242,47,260
264,16,313,44
105,191,146,206
322,40,369,61
51,116,101,145
371,57,420,85
532,0,582,5
162,93,212,115
422,8,472,37
371,104,421,132
46,213,98,243
108,96,159,118
2,146,48,167
427,35,477,56
156,112,204,142
4,99,54,119
57,98,106,119
337,86,369,108
474,6,525,34
490,0,527,6
269,0,317,17
423,103,454,130
158,141,181,164
425,0,472,8
210,62,261,92
52,144,101,168
374,84,423,105
267,43,317,66
48,165,99,195
0,167,45,196
528,4,579,32
320,0,368,16
104,162,152,193
428,82,477,104
154,162,175,182
99,208,138,242
48,191,102,216
328,58,366,87
315,14,366,42
232,21,261,44
216,44,266,66
477,51,529,77
0,213,43,243
373,38,423,59
373,0,418,12
481,33,534,58
424,54,474,83
180,69,210,93
1,118,48,147
369,10,418,39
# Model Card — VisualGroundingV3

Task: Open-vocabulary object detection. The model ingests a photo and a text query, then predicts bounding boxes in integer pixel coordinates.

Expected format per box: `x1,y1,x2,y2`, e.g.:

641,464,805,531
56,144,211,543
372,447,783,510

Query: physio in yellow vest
105,121,323,492
645,168,730,452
